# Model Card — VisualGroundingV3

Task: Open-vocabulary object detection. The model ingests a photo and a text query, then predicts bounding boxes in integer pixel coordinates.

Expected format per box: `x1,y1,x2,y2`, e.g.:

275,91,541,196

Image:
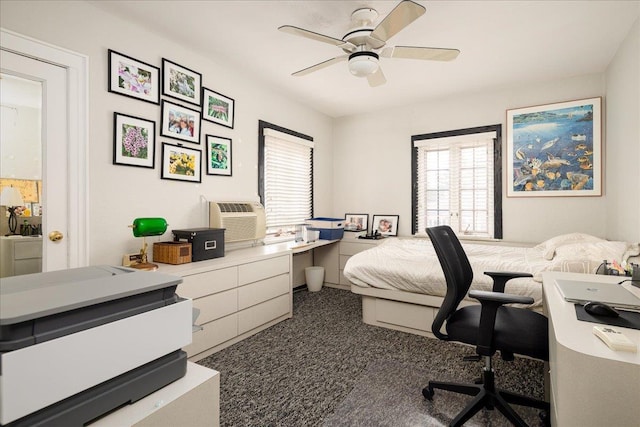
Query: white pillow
535,233,605,260
554,241,630,263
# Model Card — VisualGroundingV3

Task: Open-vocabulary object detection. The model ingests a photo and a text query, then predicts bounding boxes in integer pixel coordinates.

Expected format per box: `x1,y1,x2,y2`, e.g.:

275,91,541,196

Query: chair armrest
484,271,533,293
468,290,534,357
469,290,534,306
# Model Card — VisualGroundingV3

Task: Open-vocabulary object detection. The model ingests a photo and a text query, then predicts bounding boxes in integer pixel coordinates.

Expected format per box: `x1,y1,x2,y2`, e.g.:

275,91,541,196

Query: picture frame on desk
344,213,368,232
372,215,398,236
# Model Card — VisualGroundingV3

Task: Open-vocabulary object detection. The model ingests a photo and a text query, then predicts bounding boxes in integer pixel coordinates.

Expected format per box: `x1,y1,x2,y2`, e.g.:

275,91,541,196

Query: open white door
1,29,88,272
1,50,68,271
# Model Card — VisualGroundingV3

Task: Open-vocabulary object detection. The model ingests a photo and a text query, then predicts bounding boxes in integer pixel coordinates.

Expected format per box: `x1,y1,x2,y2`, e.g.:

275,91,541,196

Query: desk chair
423,226,549,427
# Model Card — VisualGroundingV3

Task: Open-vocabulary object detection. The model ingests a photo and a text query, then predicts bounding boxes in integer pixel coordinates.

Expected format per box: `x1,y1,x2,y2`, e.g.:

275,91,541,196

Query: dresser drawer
238,255,289,285
193,288,238,324
238,294,290,335
238,274,289,310
178,266,237,299
14,259,42,276
184,313,237,358
14,241,42,259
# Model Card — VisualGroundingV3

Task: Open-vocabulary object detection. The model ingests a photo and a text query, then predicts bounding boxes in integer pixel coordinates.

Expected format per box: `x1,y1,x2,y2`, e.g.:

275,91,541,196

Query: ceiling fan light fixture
348,51,379,77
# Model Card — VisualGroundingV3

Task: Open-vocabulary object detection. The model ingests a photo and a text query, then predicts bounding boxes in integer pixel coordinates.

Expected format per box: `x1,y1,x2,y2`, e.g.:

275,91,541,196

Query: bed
344,233,639,338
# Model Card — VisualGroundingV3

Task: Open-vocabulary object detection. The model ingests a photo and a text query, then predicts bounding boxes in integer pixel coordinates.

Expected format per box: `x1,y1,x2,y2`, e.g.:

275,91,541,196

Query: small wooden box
153,241,192,265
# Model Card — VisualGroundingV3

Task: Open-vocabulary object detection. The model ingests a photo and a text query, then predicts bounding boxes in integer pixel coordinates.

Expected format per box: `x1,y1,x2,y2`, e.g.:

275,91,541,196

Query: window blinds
263,128,314,231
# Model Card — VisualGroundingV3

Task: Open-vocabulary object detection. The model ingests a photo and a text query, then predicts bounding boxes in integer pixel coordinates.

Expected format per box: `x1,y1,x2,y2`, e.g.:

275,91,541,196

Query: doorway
0,29,89,275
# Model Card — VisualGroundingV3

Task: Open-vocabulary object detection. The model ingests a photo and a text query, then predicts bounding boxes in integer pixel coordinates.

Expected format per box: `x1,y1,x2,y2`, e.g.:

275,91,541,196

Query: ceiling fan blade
292,55,348,76
369,0,426,43
367,67,387,87
279,25,355,51
381,46,460,61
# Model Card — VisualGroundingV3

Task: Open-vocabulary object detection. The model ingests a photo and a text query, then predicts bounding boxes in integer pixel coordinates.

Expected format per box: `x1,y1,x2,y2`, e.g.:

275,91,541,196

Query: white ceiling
91,1,639,118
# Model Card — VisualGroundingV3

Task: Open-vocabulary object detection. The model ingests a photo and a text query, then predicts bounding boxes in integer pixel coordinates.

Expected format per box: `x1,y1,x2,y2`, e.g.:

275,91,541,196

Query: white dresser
158,244,293,361
0,235,43,278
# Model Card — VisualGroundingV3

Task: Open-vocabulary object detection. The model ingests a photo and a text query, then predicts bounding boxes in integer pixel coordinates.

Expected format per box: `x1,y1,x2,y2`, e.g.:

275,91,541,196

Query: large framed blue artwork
506,97,602,197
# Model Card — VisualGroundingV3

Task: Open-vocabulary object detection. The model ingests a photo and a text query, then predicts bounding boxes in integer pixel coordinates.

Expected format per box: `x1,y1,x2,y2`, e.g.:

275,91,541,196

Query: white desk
287,238,339,254
91,362,219,427
542,272,640,427
287,239,339,287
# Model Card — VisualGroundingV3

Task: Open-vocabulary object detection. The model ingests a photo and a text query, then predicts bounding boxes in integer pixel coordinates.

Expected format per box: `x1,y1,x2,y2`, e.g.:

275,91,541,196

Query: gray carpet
197,288,546,426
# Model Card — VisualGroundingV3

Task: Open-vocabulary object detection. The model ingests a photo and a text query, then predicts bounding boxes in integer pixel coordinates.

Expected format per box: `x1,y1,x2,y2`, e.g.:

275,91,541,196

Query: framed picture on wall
108,50,160,104
506,97,602,197
372,215,399,236
113,112,155,168
202,87,235,129
162,58,202,105
344,213,368,232
206,135,232,176
161,143,201,183
160,100,201,145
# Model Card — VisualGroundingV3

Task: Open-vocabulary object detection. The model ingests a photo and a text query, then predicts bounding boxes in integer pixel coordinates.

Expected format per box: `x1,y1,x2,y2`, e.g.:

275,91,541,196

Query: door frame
1,28,89,269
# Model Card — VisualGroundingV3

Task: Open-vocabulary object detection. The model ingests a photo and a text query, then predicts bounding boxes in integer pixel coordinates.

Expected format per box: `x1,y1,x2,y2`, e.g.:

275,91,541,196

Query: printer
0,266,192,426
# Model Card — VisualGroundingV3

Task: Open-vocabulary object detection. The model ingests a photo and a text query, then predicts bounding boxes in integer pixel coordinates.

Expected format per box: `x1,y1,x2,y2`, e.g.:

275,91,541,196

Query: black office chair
423,226,549,427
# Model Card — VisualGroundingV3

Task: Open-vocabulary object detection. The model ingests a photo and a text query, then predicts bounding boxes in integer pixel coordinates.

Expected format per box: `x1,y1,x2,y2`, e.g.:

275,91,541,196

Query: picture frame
202,87,235,129
162,58,202,105
506,97,602,197
160,100,201,145
161,143,201,183
113,112,155,169
205,135,232,176
372,215,399,236
108,50,160,104
344,213,369,232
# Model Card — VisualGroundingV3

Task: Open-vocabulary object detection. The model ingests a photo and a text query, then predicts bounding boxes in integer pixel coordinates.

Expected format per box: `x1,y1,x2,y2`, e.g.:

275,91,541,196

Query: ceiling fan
278,0,460,87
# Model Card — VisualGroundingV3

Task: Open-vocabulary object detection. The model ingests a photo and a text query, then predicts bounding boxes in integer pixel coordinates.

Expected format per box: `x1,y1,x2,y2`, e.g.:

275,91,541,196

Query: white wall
332,17,640,244
0,1,334,265
334,73,615,243
604,18,640,242
1,2,637,257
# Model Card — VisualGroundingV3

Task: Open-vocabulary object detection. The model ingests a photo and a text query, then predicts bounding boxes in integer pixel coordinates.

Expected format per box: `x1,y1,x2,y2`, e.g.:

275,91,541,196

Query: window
258,120,313,241
412,125,502,238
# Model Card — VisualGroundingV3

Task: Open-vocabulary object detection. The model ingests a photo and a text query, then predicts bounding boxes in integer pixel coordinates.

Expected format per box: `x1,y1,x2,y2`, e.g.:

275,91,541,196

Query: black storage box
172,228,225,261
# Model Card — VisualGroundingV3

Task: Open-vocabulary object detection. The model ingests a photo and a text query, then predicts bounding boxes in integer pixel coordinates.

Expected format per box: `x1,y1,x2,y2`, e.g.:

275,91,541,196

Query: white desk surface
157,239,338,276
287,239,339,254
91,362,218,426
542,271,640,365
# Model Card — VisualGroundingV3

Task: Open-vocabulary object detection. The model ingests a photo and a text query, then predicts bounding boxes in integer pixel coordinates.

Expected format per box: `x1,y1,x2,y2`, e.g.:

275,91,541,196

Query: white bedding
344,237,640,310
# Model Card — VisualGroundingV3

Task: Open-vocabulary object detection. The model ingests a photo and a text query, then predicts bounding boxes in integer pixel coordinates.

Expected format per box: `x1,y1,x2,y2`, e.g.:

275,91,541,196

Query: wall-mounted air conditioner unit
209,201,266,243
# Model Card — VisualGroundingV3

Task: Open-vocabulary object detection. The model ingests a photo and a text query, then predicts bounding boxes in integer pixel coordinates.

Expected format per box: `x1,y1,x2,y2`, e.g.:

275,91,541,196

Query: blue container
306,217,344,240
313,228,344,240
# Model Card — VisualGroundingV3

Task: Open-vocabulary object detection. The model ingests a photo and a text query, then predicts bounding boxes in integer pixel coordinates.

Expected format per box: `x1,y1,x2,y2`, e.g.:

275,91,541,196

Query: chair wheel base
422,386,434,400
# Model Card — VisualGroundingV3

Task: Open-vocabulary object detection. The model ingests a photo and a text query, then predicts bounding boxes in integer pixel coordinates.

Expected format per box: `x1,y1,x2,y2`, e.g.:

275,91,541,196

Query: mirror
0,73,43,277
